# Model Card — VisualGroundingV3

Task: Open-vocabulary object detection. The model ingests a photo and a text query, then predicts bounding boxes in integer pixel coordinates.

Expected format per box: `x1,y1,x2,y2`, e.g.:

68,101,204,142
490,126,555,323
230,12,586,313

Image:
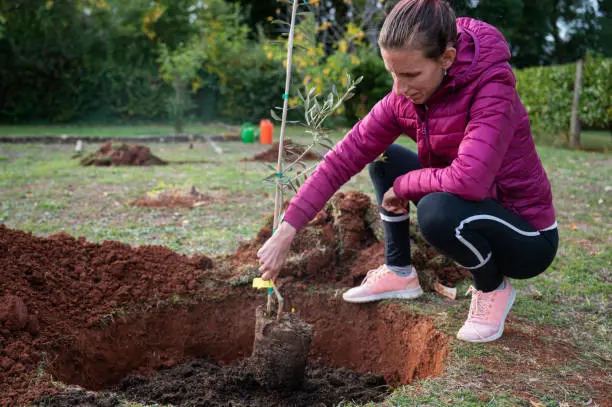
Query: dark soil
37,359,388,407
80,142,166,166
244,139,319,162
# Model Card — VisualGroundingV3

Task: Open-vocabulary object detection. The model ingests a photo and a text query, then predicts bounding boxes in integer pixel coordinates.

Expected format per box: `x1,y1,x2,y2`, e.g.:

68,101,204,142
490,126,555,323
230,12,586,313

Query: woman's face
381,46,456,105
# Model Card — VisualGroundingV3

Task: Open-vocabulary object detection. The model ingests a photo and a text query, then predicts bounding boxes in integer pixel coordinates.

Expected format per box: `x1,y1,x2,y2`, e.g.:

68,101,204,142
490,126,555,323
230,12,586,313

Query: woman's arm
393,68,517,202
283,91,406,231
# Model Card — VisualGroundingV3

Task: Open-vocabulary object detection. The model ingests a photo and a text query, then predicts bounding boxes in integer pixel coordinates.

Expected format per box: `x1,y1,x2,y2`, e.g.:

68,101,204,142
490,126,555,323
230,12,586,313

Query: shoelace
466,286,492,321
361,265,387,286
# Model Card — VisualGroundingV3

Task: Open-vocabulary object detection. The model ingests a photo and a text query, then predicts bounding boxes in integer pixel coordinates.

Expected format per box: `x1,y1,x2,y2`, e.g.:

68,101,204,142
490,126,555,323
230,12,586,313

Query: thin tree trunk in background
174,77,184,135
569,59,583,149
361,0,381,51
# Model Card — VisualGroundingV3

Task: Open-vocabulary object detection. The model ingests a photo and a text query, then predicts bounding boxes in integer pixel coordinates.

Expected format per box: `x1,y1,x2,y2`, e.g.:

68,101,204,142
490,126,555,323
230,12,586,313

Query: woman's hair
378,0,457,59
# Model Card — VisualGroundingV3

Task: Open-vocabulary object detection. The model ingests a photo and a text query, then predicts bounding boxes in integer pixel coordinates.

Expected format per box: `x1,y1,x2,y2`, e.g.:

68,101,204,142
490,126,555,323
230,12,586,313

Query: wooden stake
273,0,300,231
269,0,300,319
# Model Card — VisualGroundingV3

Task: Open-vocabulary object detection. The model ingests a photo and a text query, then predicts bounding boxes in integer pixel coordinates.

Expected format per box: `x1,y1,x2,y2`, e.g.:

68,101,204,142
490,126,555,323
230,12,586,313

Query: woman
257,0,558,343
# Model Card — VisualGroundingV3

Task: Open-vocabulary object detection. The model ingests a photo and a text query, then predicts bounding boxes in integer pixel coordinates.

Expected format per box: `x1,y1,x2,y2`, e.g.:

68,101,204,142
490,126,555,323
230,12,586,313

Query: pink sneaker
342,265,423,303
457,278,516,343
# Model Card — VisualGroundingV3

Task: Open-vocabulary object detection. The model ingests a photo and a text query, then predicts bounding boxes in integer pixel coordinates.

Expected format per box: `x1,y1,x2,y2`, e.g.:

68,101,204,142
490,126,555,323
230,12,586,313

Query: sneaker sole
342,287,424,303
457,286,517,343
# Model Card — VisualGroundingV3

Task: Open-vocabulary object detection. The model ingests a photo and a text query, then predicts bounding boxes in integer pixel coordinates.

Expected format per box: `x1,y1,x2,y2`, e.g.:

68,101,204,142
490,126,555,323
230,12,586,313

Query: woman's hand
257,222,297,281
382,187,408,215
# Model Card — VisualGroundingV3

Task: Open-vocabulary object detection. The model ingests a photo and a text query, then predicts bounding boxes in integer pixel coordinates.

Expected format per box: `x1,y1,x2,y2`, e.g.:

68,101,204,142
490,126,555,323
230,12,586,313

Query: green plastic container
240,123,255,143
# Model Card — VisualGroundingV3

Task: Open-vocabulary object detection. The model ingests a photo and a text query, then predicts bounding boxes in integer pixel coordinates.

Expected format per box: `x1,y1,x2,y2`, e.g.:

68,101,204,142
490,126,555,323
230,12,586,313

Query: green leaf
270,109,281,122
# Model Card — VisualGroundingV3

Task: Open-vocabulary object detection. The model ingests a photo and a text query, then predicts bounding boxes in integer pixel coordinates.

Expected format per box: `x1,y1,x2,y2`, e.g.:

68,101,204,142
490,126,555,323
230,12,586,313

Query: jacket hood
445,18,512,89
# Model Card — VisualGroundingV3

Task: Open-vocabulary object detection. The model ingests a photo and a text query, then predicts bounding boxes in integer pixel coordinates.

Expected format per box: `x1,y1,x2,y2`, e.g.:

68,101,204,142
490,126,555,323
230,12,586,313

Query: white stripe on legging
455,214,540,269
380,213,410,222
540,221,558,231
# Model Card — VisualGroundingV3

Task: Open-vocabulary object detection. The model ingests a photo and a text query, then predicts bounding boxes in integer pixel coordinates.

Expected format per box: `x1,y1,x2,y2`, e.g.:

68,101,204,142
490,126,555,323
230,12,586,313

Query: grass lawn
0,128,610,406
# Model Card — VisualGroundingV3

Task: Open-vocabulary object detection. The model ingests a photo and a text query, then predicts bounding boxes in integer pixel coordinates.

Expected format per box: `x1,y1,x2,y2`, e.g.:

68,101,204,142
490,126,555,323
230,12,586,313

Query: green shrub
516,54,611,143
215,45,286,123
343,50,393,124
580,55,612,131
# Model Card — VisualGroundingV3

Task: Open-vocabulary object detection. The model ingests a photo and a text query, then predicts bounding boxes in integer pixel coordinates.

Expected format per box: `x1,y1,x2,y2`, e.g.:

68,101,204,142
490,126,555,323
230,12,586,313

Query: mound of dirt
222,191,469,290
245,140,319,162
0,226,212,406
80,142,166,166
37,359,388,407
131,186,212,209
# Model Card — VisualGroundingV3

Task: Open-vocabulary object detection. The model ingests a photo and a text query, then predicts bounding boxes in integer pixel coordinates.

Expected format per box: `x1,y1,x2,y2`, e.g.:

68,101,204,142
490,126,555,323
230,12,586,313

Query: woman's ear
440,47,456,70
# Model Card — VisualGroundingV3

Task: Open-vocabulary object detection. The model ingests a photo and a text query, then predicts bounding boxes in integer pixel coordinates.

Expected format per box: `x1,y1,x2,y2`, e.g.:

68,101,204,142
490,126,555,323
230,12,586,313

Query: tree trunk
569,59,584,149
174,77,184,135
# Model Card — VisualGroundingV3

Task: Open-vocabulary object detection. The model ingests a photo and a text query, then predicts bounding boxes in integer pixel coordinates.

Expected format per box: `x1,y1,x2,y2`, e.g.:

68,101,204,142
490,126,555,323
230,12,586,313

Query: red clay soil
0,226,212,406
80,142,166,166
244,140,319,162
131,186,212,209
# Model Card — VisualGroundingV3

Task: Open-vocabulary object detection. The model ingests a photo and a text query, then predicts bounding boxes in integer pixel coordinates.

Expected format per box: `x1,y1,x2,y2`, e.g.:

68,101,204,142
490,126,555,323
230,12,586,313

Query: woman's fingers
261,268,278,281
384,203,407,214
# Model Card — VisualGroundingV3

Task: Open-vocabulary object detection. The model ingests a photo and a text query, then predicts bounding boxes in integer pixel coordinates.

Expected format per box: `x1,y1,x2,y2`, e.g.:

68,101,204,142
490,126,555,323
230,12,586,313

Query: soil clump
248,306,313,389
223,191,469,290
80,142,166,166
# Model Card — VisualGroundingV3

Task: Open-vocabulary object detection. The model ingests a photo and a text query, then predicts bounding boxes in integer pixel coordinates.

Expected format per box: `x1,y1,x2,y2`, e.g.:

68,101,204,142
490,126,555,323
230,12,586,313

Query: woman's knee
416,192,459,240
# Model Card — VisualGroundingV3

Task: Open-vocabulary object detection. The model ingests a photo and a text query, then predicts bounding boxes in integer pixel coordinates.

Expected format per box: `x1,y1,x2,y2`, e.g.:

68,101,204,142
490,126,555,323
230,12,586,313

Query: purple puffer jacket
284,18,556,232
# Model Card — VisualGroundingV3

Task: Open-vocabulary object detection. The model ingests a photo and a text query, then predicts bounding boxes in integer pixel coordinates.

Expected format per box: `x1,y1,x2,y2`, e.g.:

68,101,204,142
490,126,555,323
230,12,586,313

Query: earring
443,68,447,77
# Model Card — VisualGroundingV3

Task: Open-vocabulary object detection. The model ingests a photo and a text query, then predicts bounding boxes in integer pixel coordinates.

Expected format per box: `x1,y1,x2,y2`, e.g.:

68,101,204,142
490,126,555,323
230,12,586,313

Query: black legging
368,144,559,292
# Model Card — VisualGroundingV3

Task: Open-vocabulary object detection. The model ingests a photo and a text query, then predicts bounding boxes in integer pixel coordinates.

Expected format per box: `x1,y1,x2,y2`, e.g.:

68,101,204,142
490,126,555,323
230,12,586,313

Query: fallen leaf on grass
433,282,457,300
530,400,546,407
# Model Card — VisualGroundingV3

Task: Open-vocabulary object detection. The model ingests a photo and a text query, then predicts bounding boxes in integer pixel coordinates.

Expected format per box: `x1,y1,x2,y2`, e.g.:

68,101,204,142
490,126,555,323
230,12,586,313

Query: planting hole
43,291,448,406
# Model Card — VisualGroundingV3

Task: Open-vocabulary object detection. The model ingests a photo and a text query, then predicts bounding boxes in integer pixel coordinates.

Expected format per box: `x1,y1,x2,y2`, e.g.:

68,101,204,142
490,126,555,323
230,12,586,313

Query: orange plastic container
259,119,274,144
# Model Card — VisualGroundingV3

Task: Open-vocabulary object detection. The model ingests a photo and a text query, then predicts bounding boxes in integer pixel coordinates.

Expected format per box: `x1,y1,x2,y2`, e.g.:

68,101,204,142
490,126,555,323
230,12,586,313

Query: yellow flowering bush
263,13,367,115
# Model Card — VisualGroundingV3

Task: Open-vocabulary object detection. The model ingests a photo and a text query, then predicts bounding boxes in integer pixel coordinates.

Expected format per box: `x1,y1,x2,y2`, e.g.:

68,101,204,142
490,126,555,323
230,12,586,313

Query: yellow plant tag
252,278,274,289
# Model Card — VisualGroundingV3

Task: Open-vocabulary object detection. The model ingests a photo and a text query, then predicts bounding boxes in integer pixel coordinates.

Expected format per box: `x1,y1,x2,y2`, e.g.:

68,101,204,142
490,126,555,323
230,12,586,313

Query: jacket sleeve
283,92,404,231
393,68,517,202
